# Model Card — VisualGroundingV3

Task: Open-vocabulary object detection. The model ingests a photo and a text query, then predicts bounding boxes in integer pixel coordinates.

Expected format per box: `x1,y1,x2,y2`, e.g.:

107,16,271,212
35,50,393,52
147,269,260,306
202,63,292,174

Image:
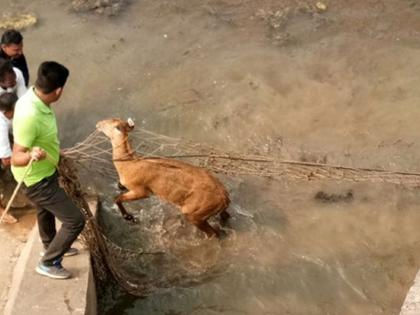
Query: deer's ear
126,118,135,131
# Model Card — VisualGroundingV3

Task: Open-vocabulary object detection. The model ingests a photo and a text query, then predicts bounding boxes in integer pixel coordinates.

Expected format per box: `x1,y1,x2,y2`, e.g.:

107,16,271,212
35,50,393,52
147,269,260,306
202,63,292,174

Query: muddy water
3,0,420,314
92,175,420,315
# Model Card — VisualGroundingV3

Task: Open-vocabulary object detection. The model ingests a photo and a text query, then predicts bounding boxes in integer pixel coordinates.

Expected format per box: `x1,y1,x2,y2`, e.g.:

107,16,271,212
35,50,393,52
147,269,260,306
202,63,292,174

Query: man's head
35,61,69,103
1,30,23,59
0,92,18,119
0,59,16,91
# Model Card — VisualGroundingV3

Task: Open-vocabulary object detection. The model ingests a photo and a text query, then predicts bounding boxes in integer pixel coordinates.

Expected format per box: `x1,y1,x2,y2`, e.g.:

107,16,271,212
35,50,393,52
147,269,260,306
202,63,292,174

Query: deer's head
96,118,135,140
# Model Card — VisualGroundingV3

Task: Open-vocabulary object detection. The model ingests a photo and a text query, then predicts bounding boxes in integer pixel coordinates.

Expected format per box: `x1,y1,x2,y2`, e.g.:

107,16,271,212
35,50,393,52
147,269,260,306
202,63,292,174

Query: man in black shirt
0,30,29,87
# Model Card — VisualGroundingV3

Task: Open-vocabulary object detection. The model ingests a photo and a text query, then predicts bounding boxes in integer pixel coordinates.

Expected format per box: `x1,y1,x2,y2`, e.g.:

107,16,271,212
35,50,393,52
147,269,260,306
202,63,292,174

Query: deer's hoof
123,214,138,223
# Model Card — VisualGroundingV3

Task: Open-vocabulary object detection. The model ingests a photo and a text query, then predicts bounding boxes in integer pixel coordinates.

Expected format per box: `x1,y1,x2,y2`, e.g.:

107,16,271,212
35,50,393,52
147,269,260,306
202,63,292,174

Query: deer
96,118,231,238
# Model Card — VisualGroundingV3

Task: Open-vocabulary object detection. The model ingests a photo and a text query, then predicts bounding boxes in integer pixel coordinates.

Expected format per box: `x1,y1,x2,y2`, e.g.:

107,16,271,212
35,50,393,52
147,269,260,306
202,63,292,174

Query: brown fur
96,118,231,237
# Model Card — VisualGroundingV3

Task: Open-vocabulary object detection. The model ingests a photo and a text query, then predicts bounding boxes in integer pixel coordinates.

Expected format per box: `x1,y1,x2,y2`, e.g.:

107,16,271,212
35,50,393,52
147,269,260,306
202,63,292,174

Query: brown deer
96,118,231,237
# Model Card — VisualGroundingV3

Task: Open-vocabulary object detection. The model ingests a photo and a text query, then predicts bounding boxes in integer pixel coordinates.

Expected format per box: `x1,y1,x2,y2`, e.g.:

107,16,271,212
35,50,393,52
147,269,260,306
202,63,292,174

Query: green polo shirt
11,88,59,186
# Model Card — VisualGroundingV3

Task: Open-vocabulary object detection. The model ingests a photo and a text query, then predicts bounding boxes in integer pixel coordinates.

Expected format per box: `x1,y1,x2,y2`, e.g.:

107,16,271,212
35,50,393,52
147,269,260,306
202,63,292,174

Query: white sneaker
36,260,71,279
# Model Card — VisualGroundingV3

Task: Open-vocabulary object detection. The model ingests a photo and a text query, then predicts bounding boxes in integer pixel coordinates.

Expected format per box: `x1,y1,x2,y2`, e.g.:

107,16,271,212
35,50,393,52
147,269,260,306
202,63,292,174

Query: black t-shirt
0,49,29,87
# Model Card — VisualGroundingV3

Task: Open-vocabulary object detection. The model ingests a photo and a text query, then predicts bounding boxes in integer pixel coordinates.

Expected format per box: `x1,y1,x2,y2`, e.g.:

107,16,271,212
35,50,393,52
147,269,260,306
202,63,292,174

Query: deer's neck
111,136,136,161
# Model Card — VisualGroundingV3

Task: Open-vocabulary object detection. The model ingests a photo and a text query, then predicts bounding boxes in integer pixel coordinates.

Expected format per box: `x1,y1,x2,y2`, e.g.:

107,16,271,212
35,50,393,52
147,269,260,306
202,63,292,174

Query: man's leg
36,206,56,250
39,189,85,264
24,173,85,265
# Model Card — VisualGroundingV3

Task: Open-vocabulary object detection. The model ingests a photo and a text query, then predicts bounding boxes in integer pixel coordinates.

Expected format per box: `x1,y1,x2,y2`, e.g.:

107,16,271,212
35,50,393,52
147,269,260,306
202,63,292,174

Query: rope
0,151,57,224
0,157,35,224
62,128,420,188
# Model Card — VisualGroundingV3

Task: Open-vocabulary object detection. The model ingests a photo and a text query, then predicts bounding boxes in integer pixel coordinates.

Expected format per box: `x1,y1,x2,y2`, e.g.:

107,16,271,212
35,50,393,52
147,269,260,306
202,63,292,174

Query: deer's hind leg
219,209,231,225
182,203,220,238
193,219,218,238
183,212,218,238
115,187,149,222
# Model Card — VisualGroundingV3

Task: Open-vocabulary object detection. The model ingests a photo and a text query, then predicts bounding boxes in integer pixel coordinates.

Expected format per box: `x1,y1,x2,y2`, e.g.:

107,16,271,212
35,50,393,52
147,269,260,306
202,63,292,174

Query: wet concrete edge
400,270,420,315
3,198,98,315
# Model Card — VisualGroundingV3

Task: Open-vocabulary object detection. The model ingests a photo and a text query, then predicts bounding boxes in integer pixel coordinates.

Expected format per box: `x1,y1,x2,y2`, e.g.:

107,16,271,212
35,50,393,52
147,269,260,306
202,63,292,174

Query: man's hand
12,143,45,166
30,146,46,161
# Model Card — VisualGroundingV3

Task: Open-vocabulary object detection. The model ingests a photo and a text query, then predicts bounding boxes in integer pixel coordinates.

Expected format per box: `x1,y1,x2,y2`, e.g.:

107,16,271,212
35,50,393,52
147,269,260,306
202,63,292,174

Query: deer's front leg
114,188,148,223
115,198,136,222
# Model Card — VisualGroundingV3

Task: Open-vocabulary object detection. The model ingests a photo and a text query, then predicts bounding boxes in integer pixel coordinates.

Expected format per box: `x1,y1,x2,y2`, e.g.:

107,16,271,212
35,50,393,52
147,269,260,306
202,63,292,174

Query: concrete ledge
400,269,420,315
3,199,98,315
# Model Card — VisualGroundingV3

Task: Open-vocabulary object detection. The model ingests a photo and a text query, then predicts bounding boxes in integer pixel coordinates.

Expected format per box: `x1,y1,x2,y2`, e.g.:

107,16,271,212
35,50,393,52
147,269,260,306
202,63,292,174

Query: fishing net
63,127,420,187
58,125,420,296
58,156,216,296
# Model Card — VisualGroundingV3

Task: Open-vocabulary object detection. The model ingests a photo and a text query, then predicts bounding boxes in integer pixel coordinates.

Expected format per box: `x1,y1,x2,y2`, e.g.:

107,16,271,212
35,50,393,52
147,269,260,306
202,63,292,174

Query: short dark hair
0,92,18,112
35,61,70,94
1,29,23,45
0,59,14,81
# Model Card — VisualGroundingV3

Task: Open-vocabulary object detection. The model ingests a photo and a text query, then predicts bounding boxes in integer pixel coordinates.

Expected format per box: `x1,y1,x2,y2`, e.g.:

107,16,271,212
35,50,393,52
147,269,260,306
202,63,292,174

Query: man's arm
11,143,45,166
0,120,12,166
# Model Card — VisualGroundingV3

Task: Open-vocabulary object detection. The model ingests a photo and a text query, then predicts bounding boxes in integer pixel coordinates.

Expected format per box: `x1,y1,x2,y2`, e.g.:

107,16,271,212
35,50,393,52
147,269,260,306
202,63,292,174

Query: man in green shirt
11,61,85,279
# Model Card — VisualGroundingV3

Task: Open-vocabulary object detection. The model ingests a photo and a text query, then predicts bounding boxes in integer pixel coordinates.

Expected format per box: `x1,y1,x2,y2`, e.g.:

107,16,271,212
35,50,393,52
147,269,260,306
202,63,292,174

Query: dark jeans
23,172,85,265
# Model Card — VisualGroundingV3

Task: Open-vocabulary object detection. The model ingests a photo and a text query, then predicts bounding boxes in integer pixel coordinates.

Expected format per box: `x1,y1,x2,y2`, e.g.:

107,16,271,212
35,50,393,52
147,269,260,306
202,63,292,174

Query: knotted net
58,126,420,296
